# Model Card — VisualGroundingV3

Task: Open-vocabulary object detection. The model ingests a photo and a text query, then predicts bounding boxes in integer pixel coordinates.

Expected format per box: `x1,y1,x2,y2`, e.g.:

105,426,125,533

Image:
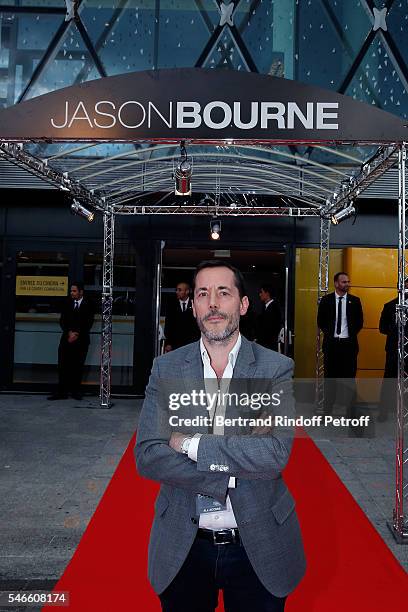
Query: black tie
74,301,79,309
182,302,186,312
336,297,343,336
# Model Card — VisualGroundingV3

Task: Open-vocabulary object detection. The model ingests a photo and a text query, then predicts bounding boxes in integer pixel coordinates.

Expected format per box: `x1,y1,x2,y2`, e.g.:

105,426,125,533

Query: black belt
197,528,240,545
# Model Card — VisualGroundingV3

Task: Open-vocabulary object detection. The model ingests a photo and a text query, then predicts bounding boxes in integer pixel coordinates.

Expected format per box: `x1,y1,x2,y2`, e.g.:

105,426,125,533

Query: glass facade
13,249,70,384
0,0,407,122
83,249,137,387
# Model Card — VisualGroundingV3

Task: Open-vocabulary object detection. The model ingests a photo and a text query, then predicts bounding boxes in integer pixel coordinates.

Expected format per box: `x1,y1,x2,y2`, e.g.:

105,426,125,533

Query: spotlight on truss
331,203,355,225
71,199,94,222
174,141,192,196
210,218,221,240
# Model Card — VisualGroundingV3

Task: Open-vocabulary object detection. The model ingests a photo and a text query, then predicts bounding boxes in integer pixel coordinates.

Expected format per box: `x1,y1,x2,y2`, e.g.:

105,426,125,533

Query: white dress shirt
179,299,189,312
187,334,241,529
74,297,83,308
334,292,349,338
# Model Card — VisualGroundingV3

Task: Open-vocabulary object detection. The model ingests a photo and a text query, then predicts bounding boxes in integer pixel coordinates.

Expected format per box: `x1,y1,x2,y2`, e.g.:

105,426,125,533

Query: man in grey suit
135,260,305,611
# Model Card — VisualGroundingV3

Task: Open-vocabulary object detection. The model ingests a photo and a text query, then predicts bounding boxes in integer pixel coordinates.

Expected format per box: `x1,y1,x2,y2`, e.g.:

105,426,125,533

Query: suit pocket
154,493,169,517
271,489,296,525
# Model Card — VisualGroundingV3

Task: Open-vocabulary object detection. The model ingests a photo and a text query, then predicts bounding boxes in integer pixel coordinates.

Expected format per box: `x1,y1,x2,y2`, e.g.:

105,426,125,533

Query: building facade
0,1,406,393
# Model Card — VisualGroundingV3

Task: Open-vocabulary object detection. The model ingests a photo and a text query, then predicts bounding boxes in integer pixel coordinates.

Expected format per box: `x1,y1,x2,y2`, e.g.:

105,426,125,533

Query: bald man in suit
317,272,363,415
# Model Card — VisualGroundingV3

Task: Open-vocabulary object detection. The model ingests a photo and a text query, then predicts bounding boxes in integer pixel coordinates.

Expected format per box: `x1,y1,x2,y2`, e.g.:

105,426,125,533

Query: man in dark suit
317,272,363,415
164,282,200,351
48,282,94,401
378,296,399,422
255,283,282,351
136,261,305,611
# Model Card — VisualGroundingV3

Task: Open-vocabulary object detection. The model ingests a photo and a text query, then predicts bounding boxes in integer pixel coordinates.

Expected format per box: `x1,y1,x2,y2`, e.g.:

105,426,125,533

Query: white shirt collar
200,333,242,368
74,297,83,306
335,292,346,300
265,299,274,308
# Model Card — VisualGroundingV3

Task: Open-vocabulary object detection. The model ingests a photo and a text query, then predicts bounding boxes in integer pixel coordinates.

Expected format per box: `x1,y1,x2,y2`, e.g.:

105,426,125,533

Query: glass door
82,247,137,389
12,249,71,385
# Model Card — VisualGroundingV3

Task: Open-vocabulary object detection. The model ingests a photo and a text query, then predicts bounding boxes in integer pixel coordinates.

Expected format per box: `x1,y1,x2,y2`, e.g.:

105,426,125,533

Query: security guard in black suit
255,284,282,351
317,272,364,415
378,296,400,422
48,282,95,400
164,282,200,352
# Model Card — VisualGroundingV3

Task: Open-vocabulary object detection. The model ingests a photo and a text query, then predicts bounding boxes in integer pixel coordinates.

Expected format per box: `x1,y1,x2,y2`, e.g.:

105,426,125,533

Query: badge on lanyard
196,493,227,514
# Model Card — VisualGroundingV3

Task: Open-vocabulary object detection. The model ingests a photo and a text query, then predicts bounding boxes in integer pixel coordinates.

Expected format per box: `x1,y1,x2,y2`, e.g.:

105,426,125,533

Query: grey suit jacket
135,336,306,598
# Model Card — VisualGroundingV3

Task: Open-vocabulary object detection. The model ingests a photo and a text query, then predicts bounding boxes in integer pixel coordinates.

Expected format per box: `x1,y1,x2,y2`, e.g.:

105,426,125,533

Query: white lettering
233,102,258,129
94,100,116,129
51,99,341,132
148,101,172,128
287,102,314,129
68,101,93,129
51,100,69,129
260,102,285,128
316,102,338,129
203,101,232,129
118,100,146,129
176,102,201,128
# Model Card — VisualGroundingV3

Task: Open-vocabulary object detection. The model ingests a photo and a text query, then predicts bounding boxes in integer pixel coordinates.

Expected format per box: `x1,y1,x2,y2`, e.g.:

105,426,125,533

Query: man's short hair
71,281,84,292
333,272,348,283
260,283,275,297
192,260,246,299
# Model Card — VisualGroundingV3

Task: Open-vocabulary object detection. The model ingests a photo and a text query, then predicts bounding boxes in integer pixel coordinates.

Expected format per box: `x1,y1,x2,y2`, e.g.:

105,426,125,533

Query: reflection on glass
83,251,136,386
13,250,70,383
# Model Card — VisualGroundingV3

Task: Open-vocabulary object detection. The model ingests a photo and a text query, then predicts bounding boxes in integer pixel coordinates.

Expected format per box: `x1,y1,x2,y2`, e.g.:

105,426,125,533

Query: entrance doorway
158,247,293,356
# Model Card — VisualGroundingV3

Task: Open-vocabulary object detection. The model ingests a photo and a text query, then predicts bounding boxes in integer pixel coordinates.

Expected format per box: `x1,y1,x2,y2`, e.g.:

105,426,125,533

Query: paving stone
351,457,393,475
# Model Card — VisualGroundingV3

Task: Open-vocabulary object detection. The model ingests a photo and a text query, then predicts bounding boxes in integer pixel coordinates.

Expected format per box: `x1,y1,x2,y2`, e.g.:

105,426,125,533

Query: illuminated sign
16,276,68,296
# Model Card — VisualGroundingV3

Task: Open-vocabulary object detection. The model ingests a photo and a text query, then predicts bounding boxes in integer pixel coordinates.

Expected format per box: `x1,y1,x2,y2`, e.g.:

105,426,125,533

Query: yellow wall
294,248,344,378
294,247,398,401
345,247,397,401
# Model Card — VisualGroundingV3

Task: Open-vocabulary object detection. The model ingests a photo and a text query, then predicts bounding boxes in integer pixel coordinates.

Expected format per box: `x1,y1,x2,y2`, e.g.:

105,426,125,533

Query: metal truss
315,217,331,414
100,210,115,409
321,145,399,217
0,141,105,210
110,205,321,217
394,143,408,542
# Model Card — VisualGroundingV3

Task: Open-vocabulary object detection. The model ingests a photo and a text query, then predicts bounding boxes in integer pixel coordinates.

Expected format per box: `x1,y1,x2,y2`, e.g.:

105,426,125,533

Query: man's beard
196,310,240,343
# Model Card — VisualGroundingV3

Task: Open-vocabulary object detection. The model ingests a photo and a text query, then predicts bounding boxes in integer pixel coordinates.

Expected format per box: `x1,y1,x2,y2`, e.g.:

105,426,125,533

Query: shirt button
214,515,219,520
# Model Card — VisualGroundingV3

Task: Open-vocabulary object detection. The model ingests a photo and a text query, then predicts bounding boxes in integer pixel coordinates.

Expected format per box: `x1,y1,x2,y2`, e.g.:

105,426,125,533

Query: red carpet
43,434,407,612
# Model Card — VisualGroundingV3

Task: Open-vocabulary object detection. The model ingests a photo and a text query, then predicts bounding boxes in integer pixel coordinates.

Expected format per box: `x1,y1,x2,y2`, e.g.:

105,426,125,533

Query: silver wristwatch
181,436,192,455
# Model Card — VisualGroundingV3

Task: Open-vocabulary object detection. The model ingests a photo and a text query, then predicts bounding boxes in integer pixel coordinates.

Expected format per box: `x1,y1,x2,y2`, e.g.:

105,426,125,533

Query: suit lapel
181,342,209,433
329,292,336,319
232,336,257,379
225,337,257,434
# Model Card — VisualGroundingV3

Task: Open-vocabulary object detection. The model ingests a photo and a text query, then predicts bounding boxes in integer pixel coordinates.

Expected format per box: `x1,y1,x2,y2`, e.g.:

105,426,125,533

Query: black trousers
57,339,89,395
323,338,358,415
159,535,286,612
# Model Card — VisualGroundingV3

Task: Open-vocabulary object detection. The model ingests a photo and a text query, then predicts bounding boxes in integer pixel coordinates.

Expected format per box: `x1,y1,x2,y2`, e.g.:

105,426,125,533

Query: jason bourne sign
50,100,339,131
0,68,407,142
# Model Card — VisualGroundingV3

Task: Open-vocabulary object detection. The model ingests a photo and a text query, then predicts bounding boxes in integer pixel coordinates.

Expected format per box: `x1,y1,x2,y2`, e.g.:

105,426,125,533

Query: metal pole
315,216,331,412
100,210,115,408
154,240,165,357
283,264,289,355
393,143,408,542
